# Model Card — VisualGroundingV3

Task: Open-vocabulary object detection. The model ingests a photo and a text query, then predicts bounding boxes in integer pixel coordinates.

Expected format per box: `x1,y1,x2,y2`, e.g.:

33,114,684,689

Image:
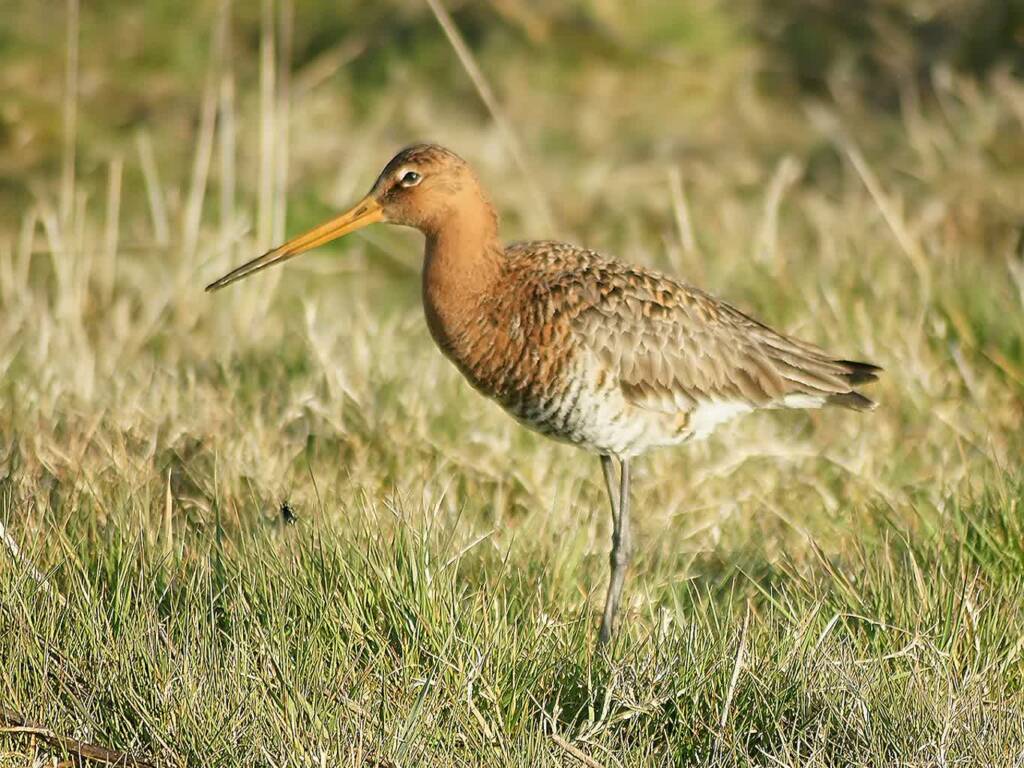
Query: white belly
501,357,765,459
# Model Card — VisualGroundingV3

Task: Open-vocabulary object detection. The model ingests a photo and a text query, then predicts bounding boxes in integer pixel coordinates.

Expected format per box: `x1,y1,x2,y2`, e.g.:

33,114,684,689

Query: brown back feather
508,242,881,414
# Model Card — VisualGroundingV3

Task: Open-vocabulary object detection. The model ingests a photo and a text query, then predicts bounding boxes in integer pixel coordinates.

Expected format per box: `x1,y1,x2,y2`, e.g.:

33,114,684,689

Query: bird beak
205,196,385,292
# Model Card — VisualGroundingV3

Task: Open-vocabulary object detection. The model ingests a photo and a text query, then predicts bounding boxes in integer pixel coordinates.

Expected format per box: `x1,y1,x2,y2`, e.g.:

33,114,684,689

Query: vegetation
2,1,1023,765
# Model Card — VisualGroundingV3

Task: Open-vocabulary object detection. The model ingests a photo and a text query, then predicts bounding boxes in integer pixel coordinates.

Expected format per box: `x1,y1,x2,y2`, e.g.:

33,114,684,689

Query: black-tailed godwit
207,144,880,643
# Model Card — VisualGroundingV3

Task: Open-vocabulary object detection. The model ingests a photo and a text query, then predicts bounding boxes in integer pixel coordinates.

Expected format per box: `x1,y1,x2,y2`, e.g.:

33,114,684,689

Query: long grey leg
600,454,619,518
598,456,631,645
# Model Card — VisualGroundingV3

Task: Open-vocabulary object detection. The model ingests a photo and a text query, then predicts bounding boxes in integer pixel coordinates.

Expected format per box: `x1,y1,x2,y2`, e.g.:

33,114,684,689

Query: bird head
205,143,480,292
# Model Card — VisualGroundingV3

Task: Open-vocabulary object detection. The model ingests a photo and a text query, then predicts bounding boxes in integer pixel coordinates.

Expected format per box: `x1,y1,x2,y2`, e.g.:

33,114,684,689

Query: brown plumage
206,143,881,643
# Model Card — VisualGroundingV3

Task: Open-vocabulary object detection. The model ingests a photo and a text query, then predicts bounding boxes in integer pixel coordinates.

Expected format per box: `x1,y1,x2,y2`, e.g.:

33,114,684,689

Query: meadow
2,1,1024,765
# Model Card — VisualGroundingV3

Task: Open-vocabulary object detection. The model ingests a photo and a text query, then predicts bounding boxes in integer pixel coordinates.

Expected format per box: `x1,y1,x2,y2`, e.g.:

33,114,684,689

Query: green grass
2,1,1024,765
4,483,1023,765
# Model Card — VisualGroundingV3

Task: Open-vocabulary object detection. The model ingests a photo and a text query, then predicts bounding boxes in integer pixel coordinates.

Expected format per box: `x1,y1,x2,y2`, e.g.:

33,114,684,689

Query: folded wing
567,261,880,416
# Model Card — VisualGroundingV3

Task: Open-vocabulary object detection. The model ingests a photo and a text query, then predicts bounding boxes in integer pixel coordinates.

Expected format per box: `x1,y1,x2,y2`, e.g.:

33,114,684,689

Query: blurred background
2,0,1022,512
5,0,1024,232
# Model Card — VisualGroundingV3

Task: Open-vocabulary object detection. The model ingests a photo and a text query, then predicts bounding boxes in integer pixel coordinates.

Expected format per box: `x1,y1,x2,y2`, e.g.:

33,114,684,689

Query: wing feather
501,240,880,417
557,256,878,414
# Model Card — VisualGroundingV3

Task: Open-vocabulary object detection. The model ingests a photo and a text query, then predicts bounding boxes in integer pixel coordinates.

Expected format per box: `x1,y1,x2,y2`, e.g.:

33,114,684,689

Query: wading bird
207,144,880,643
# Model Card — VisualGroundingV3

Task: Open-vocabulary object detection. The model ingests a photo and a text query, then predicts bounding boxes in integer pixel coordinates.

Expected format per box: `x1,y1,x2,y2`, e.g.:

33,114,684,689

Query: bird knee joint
610,548,630,567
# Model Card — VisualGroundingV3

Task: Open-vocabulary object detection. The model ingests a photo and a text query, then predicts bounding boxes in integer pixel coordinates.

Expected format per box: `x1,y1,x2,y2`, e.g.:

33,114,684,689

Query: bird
206,144,880,644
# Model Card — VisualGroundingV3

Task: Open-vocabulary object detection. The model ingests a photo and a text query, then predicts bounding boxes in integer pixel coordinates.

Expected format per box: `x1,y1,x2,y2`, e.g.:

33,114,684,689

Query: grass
2,1,1024,765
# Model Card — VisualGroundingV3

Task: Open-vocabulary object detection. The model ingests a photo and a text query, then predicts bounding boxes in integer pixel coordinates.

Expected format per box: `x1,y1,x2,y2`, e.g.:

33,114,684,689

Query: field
2,1,1024,765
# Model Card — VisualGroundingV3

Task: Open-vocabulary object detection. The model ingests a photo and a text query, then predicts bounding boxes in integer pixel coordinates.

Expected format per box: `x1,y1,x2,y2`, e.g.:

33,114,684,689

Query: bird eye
400,170,422,187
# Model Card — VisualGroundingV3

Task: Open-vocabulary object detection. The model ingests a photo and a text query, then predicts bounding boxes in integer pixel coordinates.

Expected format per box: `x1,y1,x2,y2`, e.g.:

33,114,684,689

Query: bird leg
598,456,632,644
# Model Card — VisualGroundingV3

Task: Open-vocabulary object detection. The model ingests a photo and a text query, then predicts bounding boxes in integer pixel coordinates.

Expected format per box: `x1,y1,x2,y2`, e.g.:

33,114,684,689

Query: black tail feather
825,358,881,411
835,359,882,386
827,390,877,411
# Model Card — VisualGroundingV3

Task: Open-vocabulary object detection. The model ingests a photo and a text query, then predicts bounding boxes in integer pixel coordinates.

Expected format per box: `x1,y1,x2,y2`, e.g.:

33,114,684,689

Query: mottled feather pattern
434,239,878,457
515,242,876,398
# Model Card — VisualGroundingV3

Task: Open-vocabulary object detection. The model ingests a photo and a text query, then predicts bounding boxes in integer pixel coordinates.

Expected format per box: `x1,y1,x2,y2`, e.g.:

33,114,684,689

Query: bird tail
825,359,882,411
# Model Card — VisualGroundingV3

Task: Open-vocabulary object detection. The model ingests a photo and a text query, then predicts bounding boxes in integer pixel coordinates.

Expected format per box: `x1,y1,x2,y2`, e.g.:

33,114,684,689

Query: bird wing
561,259,878,414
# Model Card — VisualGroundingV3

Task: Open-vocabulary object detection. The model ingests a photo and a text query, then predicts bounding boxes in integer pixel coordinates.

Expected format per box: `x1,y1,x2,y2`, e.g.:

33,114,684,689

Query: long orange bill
205,196,384,292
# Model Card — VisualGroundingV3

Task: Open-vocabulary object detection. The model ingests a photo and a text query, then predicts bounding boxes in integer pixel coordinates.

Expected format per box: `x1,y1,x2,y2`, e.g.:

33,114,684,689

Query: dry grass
1,1,1023,765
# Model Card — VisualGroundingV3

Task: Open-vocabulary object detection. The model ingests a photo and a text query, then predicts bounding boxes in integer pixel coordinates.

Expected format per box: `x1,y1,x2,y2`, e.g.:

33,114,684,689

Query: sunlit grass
2,1,1023,765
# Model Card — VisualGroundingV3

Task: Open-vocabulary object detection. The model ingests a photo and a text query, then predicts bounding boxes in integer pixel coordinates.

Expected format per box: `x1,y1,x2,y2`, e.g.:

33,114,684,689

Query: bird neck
421,195,504,355
423,192,503,297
